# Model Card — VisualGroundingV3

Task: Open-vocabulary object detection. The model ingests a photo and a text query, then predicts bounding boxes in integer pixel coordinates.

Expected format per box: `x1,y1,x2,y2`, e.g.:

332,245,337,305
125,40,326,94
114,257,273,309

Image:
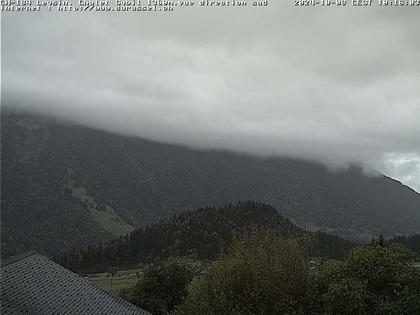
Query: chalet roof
1,251,150,314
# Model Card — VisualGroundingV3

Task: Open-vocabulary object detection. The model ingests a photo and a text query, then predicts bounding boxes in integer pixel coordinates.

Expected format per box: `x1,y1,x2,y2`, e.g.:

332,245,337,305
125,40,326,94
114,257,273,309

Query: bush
174,231,311,315
120,258,195,315
316,242,420,314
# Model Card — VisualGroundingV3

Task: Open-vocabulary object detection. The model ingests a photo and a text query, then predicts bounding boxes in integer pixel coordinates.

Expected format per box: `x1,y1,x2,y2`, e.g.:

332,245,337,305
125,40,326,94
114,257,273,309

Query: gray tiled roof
1,251,150,315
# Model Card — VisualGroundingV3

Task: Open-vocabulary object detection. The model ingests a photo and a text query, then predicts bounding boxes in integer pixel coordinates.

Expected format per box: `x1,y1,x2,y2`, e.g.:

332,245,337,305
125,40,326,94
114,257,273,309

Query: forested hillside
2,110,420,256
390,234,420,259
55,201,353,273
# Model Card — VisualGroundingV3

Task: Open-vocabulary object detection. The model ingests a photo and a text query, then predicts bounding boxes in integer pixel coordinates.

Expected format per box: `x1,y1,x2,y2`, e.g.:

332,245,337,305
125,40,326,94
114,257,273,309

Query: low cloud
2,3,420,192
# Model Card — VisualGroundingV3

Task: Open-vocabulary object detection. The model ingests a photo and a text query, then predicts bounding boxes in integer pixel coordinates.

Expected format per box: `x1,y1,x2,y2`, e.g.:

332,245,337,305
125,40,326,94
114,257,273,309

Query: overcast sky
2,3,420,192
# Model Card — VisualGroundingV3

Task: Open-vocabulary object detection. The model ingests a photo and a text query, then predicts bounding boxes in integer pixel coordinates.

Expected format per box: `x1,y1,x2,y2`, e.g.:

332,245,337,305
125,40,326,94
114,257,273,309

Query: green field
67,174,134,236
90,276,137,294
87,268,143,295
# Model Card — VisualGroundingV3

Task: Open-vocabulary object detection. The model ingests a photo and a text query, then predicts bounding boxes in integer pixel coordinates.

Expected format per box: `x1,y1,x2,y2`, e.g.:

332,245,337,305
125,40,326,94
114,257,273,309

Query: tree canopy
122,232,420,315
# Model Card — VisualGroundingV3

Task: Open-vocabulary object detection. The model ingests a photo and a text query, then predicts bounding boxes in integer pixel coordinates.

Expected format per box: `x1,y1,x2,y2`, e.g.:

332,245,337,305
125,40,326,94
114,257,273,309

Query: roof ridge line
1,250,38,266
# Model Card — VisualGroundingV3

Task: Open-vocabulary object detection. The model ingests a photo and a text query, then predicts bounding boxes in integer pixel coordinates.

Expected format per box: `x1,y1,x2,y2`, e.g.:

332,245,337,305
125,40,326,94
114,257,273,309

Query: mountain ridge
2,110,420,256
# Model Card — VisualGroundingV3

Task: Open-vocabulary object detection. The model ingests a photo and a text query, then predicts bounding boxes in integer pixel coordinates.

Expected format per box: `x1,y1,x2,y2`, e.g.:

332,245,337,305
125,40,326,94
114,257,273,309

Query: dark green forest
55,202,353,273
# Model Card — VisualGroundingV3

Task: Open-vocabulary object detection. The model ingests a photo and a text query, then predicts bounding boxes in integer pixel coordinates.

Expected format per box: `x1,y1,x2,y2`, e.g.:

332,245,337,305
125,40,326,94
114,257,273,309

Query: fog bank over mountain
2,3,419,192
